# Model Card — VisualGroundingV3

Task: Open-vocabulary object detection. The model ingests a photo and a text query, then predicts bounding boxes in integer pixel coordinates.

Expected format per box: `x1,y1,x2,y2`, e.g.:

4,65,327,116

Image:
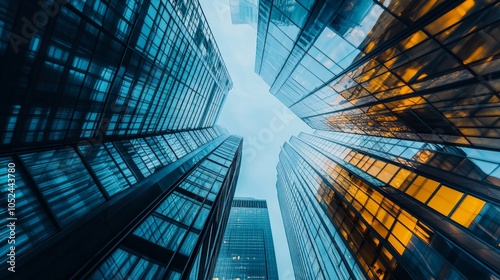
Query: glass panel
78,144,130,196
389,169,414,190
104,142,137,185
168,271,182,280
376,163,399,183
376,208,395,229
0,157,57,255
387,234,405,255
427,186,463,216
179,231,199,256
405,176,440,203
450,195,486,227
424,1,476,35
413,221,433,244
398,210,417,232
116,140,152,177
134,216,186,251
385,0,443,22
155,192,200,227
392,221,412,248
193,206,210,230
20,149,105,227
449,25,499,65
367,160,386,177
90,248,165,280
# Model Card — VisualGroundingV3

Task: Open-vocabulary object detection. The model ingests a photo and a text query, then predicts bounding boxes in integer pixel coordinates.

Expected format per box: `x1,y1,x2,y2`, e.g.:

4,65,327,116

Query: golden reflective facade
256,0,500,150
260,1,500,279
277,132,500,279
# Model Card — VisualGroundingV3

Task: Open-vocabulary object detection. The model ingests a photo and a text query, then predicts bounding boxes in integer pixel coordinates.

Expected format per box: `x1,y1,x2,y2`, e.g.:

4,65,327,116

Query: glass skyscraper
256,0,499,151
213,198,279,280
0,128,243,279
0,0,243,279
255,0,500,279
229,0,259,28
277,132,500,279
1,0,232,151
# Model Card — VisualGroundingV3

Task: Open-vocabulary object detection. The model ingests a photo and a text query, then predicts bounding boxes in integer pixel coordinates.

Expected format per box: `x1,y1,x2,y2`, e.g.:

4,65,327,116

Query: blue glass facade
1,127,221,253
0,128,243,279
0,0,242,279
256,0,500,151
213,198,279,280
88,136,243,280
0,0,232,151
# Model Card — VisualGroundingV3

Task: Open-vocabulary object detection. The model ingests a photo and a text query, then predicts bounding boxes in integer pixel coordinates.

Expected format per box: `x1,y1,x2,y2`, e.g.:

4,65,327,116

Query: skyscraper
277,132,500,279
0,0,242,279
1,0,232,151
0,128,243,279
256,0,499,151
255,0,500,279
213,198,279,280
229,0,259,28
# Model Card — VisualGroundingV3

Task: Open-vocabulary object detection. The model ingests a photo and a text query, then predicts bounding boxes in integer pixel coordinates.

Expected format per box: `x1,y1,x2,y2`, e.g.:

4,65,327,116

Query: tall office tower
229,0,259,28
0,128,243,279
213,198,280,280
255,0,500,151
0,0,243,279
0,0,232,152
258,1,500,279
277,132,500,280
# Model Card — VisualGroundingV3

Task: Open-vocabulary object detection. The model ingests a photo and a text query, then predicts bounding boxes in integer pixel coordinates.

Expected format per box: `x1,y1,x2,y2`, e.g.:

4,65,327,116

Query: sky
198,0,313,278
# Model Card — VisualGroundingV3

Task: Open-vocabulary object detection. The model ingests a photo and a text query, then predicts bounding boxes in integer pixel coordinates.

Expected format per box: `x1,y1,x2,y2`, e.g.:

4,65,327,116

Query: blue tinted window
79,144,131,196
134,216,186,251
0,157,57,255
20,149,105,227
90,248,165,280
155,192,201,226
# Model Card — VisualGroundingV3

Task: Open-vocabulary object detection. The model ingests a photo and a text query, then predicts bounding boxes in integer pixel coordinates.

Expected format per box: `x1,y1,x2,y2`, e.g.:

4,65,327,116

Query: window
90,248,164,280
427,186,463,216
376,163,399,183
450,195,486,227
405,176,440,203
20,149,105,227
389,169,414,190
134,216,187,251
0,157,57,255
